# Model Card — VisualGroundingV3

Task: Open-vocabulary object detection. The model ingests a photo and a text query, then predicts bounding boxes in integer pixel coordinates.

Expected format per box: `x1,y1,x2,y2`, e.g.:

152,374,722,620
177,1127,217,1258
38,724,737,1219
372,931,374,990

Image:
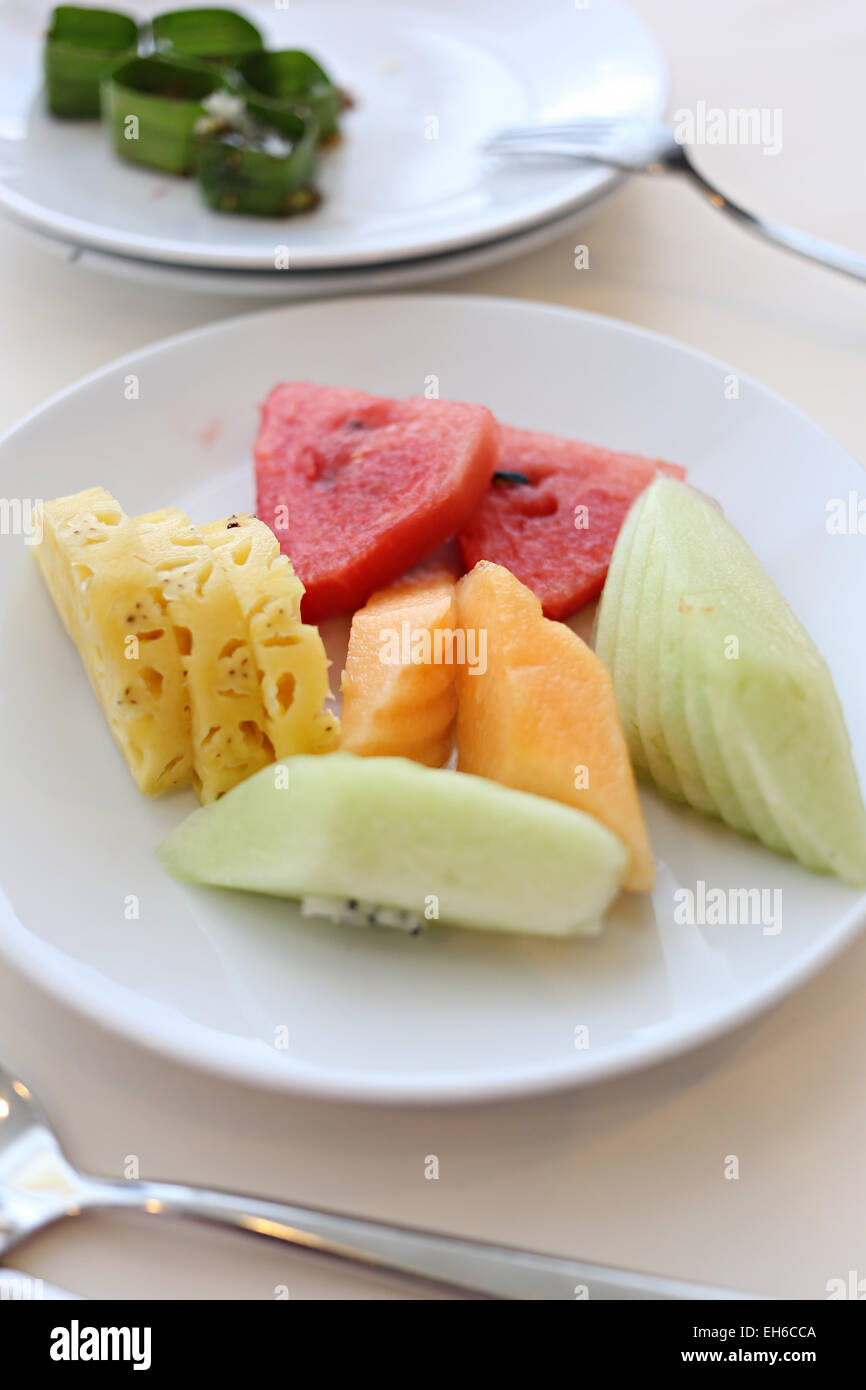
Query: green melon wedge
595,491,656,780
656,503,756,833
635,512,686,801
158,752,628,937
658,486,836,866
679,602,755,835
656,538,721,818
596,477,866,887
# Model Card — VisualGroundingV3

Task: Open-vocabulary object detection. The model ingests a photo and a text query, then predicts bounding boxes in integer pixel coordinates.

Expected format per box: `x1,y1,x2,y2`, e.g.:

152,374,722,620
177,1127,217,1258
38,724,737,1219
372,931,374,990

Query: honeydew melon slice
600,485,777,840
654,511,752,829
599,477,866,886
158,752,628,937
667,501,829,865
740,730,836,871
596,497,656,780
678,608,753,834
702,631,832,867
634,526,685,801
591,488,640,737
656,546,719,818
698,625,796,858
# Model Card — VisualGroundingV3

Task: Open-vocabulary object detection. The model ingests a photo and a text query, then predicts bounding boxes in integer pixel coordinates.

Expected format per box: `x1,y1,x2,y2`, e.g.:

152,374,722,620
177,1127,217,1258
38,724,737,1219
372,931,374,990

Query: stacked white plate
0,0,667,296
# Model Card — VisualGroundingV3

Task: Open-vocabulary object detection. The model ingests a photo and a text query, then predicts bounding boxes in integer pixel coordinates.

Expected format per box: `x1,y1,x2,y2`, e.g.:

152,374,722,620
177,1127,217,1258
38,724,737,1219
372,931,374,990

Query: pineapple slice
200,514,338,756
135,508,274,803
33,487,193,794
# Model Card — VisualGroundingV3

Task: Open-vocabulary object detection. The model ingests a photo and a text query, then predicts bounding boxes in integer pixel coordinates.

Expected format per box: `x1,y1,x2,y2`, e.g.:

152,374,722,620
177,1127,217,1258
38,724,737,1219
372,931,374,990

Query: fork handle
488,137,866,284
677,150,866,283
80,1177,757,1300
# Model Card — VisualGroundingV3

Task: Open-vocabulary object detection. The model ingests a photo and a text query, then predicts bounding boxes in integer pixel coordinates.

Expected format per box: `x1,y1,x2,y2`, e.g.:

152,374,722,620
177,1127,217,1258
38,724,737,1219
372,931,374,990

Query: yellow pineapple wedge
33,487,193,794
200,514,338,756
135,508,273,803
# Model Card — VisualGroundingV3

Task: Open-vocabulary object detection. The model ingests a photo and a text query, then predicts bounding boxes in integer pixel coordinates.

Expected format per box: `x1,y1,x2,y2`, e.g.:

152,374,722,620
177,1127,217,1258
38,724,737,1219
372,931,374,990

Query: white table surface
2,0,864,1300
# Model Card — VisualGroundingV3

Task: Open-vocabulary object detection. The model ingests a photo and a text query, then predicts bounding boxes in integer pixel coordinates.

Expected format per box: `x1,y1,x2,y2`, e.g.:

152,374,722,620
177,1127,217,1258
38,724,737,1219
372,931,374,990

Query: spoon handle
82,1177,757,1300
678,149,866,283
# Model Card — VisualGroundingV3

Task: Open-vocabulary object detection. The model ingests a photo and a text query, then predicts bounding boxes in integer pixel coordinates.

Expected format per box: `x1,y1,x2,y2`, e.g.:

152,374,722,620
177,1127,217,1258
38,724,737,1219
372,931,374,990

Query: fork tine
486,133,616,152
483,137,629,170
495,119,620,142
485,137,598,153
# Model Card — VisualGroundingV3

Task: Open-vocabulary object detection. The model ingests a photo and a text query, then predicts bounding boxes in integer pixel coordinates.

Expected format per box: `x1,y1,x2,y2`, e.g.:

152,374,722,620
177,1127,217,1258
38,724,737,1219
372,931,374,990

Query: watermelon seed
493,469,530,486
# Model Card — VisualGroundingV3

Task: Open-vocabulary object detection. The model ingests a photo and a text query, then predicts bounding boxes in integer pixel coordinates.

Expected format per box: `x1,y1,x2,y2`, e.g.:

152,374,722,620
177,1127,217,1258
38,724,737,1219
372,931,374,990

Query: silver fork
0,1061,760,1300
487,117,866,283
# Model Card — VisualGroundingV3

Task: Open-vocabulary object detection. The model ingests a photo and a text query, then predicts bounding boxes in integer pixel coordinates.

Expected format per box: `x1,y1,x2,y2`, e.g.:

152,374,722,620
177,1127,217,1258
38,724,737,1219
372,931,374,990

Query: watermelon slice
255,383,498,621
458,425,685,620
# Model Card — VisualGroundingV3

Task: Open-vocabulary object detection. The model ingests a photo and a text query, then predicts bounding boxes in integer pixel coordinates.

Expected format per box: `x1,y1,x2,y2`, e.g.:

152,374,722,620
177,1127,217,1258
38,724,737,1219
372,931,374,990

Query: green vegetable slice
233,49,341,142
195,103,319,217
103,54,226,174
151,7,263,65
44,5,139,119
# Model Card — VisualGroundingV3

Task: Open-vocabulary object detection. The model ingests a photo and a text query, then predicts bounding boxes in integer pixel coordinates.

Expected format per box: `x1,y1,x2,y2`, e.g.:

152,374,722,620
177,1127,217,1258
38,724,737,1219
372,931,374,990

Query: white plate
0,0,666,269
1,294,864,1104
14,194,612,297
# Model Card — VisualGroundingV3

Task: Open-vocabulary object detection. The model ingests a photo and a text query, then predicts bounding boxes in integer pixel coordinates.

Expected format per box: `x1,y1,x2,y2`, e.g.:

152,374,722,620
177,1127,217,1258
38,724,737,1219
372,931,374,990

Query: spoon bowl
0,1063,86,1257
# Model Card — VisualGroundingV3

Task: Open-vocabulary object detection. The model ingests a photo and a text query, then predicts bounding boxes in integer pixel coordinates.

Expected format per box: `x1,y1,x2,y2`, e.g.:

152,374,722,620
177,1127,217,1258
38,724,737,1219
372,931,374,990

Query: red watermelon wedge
255,383,498,621
458,425,685,620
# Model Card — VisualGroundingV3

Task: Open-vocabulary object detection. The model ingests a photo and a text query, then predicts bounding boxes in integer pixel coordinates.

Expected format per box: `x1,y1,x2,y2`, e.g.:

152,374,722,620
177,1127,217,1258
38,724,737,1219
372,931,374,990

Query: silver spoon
0,1061,759,1300
486,117,866,283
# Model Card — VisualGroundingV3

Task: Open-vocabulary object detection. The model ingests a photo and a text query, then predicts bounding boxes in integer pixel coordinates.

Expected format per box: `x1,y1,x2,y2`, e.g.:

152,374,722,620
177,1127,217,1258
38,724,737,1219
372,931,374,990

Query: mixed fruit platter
34,381,866,943
41,5,346,216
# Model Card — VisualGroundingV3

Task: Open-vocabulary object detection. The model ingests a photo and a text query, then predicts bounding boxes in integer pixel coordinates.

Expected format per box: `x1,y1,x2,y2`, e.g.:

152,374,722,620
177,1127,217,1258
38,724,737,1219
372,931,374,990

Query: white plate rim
8,183,621,298
2,866,864,1105
0,292,864,1105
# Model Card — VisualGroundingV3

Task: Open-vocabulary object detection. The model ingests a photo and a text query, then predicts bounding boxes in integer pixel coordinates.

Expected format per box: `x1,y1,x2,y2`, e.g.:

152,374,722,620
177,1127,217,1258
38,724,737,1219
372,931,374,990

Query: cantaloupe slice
340,567,458,767
455,561,655,892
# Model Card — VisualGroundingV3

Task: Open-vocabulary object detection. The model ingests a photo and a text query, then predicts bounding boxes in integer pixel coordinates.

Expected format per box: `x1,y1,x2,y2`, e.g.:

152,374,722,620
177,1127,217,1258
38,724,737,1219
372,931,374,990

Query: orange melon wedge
340,567,458,767
455,561,654,891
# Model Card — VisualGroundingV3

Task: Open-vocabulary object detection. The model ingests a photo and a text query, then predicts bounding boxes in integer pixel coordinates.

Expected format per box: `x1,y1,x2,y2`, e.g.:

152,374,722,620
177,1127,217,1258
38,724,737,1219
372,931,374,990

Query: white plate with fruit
1,294,864,1103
